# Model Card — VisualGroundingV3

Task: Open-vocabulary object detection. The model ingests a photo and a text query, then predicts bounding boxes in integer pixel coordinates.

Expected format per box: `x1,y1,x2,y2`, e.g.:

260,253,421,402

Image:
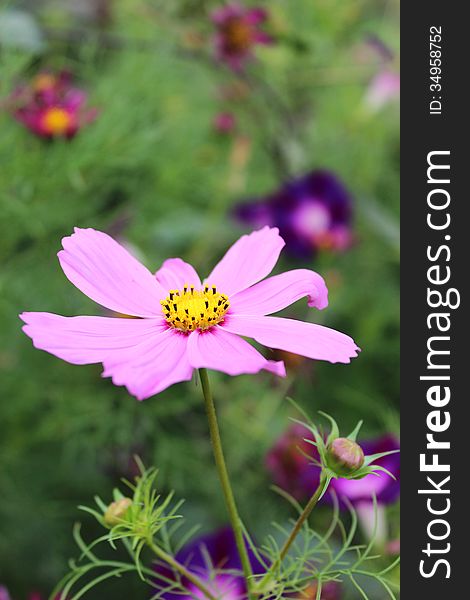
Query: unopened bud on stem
104,497,132,526
327,437,365,476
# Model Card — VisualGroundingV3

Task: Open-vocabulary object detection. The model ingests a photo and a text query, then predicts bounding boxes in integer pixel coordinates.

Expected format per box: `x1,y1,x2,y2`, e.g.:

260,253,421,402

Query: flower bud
327,437,365,476
104,497,132,526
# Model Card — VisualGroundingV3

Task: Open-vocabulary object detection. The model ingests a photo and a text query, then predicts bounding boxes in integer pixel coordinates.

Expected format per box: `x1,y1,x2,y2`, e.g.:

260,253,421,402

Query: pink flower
365,69,400,111
212,4,273,71
20,227,359,400
10,71,97,139
213,111,237,134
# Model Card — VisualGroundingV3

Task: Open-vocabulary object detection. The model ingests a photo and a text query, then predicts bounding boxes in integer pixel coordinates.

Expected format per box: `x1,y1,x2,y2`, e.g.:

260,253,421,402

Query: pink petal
58,228,166,317
186,326,285,377
212,4,243,24
102,328,193,400
206,227,285,296
222,315,360,364
230,268,328,316
156,258,201,290
246,8,269,25
64,89,87,110
253,31,273,45
20,312,164,365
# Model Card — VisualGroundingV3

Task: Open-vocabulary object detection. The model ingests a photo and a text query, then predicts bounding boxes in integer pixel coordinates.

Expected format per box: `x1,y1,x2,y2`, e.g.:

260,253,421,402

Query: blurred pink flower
358,37,399,111
20,227,359,400
365,69,400,110
9,70,97,138
212,3,273,70
0,586,11,600
266,423,322,501
213,111,237,134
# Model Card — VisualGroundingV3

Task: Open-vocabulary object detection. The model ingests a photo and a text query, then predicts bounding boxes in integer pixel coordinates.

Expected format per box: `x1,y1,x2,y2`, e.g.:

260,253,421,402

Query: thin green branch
198,368,255,599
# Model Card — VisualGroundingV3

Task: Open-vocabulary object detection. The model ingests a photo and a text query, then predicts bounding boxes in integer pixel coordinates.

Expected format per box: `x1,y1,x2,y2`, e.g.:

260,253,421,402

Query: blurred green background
0,0,399,597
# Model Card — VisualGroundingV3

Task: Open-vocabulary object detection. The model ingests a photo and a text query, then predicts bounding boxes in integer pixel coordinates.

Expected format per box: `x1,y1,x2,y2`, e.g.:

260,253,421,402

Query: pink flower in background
360,36,400,111
9,70,97,138
213,111,237,134
154,527,265,599
0,586,11,600
212,4,273,70
365,69,400,110
266,423,323,501
20,227,359,400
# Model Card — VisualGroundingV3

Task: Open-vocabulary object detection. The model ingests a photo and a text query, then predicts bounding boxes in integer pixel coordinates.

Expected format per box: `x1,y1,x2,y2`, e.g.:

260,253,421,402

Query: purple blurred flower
213,111,237,134
153,527,265,599
234,171,353,260
266,424,400,506
211,3,273,71
266,423,323,501
0,587,11,600
9,71,97,139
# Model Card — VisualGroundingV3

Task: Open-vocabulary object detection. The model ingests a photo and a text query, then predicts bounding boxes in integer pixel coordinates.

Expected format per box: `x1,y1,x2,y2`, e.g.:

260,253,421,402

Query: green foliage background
0,0,399,597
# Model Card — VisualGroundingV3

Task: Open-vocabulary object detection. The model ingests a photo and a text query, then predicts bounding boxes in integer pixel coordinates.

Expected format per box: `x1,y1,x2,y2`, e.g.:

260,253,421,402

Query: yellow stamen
223,18,253,51
42,107,72,135
161,284,230,332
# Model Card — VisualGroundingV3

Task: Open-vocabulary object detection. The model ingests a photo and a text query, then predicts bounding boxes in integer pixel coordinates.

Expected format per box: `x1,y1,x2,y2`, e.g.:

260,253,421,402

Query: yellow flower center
42,107,72,135
223,19,253,52
161,285,230,332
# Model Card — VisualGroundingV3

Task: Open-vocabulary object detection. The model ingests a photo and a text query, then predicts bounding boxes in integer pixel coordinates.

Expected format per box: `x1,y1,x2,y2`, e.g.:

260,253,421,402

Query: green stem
256,474,330,593
198,368,255,598
147,539,217,600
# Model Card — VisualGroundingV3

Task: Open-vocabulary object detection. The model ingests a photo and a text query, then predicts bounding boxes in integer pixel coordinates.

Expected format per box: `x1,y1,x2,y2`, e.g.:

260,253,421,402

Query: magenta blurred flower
153,527,265,599
9,70,97,139
20,227,359,400
0,587,11,600
234,171,353,260
266,423,323,501
212,3,273,71
213,111,237,134
267,425,400,506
